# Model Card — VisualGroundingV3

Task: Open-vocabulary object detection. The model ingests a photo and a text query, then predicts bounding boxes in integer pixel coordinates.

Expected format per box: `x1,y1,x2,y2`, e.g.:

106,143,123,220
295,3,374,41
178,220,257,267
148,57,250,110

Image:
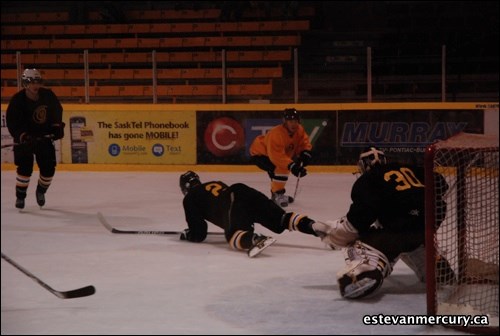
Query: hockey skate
15,187,26,209
36,191,45,207
15,198,25,209
272,189,292,207
248,234,277,258
35,185,47,207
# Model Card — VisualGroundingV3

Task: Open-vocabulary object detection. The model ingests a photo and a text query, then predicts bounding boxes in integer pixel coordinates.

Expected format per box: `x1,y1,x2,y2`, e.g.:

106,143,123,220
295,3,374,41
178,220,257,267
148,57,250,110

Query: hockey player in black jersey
179,171,319,257
312,147,454,299
6,68,65,209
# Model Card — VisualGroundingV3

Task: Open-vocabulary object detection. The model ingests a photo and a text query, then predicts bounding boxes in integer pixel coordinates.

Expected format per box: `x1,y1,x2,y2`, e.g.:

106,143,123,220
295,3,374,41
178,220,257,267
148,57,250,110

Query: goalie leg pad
398,245,456,284
312,216,359,249
399,244,426,282
337,262,384,299
336,241,392,299
436,255,456,285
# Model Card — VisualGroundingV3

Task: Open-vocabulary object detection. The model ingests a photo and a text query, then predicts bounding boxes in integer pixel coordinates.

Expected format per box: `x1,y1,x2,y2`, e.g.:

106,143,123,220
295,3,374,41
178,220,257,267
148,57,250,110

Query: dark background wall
1,1,498,103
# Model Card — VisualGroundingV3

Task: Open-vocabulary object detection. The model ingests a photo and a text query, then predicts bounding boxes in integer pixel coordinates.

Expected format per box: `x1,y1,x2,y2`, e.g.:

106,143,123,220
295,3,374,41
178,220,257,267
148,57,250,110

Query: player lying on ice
179,171,320,258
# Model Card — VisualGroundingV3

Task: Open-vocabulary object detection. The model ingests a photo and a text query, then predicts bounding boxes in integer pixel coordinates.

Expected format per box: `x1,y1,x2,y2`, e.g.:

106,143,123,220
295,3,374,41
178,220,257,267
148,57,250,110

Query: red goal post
425,132,499,334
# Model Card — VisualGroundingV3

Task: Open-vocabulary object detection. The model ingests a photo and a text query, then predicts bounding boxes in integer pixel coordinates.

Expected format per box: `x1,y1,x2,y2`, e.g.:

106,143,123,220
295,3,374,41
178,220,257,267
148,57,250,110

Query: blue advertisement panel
336,109,483,165
197,109,483,165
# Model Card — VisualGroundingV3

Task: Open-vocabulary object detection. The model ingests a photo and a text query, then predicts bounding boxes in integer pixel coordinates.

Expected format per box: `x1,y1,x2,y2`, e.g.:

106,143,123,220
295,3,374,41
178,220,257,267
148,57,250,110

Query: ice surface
1,169,472,334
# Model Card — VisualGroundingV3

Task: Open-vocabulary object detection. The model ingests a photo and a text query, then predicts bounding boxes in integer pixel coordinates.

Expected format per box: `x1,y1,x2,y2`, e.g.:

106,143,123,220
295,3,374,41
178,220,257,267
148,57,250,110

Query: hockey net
425,132,499,334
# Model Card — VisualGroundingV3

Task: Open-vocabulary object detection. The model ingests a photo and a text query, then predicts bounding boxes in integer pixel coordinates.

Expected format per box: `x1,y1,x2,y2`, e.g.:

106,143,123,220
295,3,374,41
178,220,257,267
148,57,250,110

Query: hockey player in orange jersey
249,108,312,207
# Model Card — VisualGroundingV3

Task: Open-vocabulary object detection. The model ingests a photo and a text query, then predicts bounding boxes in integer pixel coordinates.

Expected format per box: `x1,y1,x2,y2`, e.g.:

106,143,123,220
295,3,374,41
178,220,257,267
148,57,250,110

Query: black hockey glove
19,132,34,145
51,122,65,140
299,150,312,167
180,229,191,241
288,161,307,177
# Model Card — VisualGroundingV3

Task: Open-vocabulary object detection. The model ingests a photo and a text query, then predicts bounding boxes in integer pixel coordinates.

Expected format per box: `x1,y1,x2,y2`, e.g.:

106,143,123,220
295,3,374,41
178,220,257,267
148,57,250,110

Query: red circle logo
204,117,245,157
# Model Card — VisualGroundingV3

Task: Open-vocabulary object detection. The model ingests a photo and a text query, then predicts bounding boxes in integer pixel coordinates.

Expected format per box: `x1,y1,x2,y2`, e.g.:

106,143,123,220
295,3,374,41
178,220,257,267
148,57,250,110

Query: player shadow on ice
379,274,427,295
304,273,426,303
8,207,94,222
302,284,338,292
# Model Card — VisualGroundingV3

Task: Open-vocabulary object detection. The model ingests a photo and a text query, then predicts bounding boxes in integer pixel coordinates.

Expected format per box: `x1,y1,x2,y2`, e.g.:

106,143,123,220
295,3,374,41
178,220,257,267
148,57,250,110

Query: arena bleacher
1,1,498,103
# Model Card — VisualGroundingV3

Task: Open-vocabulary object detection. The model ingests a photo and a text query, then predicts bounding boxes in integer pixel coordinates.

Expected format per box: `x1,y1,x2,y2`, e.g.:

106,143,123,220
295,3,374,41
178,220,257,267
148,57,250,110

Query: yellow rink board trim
44,102,500,111
3,102,496,113
1,163,357,173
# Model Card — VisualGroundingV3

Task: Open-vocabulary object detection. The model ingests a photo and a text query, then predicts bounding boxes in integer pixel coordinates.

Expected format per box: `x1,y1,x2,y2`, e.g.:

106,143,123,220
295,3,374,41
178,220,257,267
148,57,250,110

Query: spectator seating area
1,1,498,103
297,1,498,102
1,2,313,103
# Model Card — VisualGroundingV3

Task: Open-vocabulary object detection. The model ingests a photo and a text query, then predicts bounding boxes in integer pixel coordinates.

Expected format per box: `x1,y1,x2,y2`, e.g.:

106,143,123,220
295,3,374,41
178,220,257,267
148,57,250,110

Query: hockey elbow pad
51,122,65,140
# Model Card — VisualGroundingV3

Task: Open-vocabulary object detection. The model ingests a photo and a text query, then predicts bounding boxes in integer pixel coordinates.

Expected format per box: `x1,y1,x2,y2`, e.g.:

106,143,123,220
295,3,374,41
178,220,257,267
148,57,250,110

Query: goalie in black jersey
179,171,319,257
312,147,454,299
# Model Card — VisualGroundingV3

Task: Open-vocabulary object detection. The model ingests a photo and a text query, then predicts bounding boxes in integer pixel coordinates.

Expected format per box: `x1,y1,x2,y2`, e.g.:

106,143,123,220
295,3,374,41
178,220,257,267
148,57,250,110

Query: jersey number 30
384,167,424,191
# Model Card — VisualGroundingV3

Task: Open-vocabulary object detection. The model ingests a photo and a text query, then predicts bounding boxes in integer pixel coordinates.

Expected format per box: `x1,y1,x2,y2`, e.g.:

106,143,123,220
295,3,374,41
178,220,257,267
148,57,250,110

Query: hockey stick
1,134,56,149
98,212,224,236
293,174,301,201
1,252,96,299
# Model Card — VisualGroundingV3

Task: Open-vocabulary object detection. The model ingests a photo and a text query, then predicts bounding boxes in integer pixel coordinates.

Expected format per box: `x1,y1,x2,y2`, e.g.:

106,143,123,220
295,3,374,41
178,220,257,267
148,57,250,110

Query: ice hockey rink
1,167,472,335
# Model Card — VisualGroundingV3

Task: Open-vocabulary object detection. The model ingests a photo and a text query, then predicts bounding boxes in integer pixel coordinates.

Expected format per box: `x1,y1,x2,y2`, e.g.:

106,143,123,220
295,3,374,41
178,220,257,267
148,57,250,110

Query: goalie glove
312,216,359,249
288,161,307,177
299,150,312,167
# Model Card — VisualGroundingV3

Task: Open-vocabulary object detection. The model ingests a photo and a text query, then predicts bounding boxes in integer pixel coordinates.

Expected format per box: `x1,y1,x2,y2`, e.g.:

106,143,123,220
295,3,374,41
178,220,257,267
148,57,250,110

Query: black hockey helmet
283,108,300,121
358,147,387,174
179,171,201,195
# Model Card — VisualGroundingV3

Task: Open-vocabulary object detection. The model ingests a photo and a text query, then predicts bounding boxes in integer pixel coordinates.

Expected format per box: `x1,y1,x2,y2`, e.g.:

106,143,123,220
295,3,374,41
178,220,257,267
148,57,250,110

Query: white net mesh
428,132,499,331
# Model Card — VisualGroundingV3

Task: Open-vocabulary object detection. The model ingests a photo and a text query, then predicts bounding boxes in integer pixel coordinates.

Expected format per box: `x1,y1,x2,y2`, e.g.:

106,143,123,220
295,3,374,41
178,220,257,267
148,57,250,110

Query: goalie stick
1,253,96,299
98,212,224,236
